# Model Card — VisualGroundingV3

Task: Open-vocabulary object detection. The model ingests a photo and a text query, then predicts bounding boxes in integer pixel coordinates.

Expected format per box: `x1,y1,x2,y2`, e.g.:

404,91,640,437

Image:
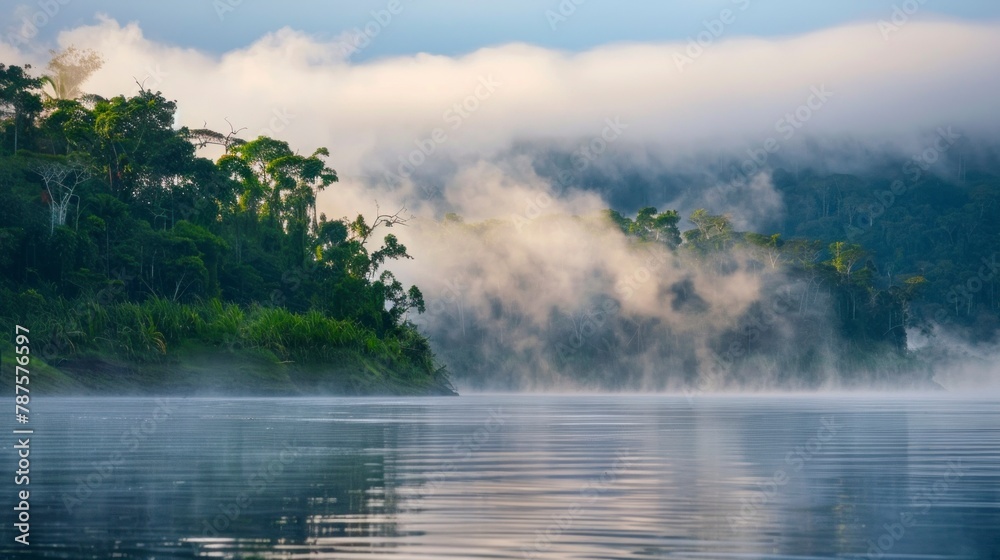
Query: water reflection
0,395,997,559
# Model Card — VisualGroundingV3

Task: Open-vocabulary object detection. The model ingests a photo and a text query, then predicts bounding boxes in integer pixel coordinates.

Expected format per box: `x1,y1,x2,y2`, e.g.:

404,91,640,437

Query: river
2,394,998,558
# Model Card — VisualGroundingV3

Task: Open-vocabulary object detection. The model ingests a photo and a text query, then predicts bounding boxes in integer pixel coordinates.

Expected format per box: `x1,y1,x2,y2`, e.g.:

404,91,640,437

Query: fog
5,16,1000,390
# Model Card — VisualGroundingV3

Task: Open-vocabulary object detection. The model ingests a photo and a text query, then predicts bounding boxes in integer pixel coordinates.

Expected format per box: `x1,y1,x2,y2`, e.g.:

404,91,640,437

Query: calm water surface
1,394,998,559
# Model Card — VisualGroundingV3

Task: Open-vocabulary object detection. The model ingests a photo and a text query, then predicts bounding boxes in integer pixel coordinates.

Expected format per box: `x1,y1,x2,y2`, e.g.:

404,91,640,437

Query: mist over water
3,395,998,559
376,147,995,392
6,5,1000,560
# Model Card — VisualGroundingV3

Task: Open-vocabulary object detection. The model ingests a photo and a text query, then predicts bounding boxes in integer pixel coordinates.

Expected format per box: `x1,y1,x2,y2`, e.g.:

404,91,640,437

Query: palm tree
41,47,103,101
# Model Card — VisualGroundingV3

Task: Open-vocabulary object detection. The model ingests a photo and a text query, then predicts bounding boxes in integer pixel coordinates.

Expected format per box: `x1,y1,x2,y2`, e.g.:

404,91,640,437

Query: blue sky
6,0,1000,60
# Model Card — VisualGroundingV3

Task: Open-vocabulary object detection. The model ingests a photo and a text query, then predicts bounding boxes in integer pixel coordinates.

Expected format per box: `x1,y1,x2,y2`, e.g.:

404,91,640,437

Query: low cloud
5,16,999,389
6,16,990,176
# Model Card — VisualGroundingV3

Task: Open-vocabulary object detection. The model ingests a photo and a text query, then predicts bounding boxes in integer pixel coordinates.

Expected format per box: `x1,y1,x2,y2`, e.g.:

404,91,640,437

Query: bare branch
184,118,247,152
33,160,92,234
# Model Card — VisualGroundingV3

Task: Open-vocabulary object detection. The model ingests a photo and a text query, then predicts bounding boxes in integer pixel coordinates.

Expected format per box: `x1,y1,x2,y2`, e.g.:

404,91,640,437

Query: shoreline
3,348,458,397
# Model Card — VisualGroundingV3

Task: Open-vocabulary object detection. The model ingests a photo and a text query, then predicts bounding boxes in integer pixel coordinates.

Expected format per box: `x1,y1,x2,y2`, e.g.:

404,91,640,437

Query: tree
605,207,682,247
313,208,425,333
33,158,92,234
92,88,193,201
183,119,246,154
0,64,44,154
218,137,337,223
345,207,413,280
632,207,682,247
823,241,874,325
38,98,97,155
605,209,630,235
826,241,866,281
683,209,733,254
0,74,448,392
270,146,338,233
41,47,104,101
216,136,337,268
745,232,783,269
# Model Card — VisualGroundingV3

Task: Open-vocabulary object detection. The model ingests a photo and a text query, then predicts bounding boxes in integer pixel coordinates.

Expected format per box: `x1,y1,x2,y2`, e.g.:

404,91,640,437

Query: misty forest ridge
2,22,999,393
2,4,1000,560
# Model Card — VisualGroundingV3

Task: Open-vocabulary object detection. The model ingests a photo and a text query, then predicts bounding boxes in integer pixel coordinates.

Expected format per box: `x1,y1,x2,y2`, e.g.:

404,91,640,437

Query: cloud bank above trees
5,16,998,389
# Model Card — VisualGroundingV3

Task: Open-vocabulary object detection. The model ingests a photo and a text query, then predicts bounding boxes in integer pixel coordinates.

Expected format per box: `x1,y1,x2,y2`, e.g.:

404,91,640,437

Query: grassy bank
4,296,455,396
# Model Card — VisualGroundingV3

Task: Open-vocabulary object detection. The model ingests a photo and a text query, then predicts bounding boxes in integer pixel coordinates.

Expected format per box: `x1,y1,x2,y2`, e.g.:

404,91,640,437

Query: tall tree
632,207,682,247
745,232,783,269
41,47,104,101
91,88,192,201
605,207,682,247
683,209,733,254
0,64,43,154
33,157,92,234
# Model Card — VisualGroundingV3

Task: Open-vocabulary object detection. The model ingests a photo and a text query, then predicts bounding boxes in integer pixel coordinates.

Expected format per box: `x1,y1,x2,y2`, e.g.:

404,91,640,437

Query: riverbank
3,297,455,396
3,345,457,396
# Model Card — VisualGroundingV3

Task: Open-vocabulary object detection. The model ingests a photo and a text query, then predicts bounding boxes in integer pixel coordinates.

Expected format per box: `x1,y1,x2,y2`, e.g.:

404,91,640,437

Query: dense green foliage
769,168,999,342
428,205,934,391
0,61,450,395
425,160,999,390
3,52,996,392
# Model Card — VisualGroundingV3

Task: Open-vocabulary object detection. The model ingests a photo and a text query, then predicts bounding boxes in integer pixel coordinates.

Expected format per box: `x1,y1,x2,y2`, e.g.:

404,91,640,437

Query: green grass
1,351,87,393
6,296,454,396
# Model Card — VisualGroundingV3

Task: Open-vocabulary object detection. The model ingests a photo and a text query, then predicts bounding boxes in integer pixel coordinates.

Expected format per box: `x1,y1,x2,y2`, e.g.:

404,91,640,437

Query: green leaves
219,135,338,268
683,209,733,254
0,63,44,154
606,206,682,247
91,89,194,201
0,64,443,390
370,233,412,274
826,241,866,280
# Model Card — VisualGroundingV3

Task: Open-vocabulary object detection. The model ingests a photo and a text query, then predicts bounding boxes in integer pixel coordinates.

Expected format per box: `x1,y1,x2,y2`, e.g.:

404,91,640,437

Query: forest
0,53,451,395
427,149,1000,390
2,50,998,393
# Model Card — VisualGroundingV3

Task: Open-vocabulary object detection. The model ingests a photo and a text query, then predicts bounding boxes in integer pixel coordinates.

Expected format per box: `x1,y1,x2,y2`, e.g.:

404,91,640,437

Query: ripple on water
0,394,997,559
